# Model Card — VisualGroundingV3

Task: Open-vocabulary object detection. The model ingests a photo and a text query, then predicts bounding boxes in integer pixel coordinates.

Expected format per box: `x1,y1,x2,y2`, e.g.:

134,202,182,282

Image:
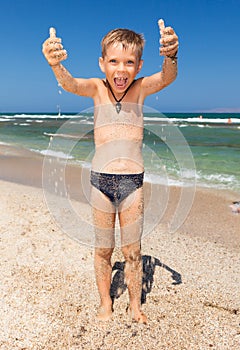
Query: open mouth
114,77,128,90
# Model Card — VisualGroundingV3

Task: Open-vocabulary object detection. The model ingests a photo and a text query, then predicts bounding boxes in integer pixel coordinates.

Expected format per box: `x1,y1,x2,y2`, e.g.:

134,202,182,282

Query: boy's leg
91,186,116,321
119,187,147,324
94,247,114,320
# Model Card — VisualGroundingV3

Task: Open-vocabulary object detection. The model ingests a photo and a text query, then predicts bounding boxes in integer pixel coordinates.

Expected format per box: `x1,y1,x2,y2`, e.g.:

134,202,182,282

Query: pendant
115,102,121,114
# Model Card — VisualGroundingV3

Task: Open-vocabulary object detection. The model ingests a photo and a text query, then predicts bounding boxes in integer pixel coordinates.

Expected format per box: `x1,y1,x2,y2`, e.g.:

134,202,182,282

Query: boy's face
99,43,143,94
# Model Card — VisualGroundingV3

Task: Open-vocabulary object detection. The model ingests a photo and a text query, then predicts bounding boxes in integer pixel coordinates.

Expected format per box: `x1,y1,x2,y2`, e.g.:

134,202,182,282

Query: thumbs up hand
42,27,68,67
158,19,178,58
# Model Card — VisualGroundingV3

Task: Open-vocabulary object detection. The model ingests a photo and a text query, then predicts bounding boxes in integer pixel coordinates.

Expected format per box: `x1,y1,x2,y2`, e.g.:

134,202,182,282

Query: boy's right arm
42,28,96,97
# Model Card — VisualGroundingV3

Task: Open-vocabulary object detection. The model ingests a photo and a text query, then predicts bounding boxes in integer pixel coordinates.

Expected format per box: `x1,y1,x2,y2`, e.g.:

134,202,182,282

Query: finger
160,42,178,57
52,43,63,51
158,19,165,34
161,40,178,52
46,37,62,45
160,33,178,46
49,27,56,38
164,26,175,35
53,50,68,62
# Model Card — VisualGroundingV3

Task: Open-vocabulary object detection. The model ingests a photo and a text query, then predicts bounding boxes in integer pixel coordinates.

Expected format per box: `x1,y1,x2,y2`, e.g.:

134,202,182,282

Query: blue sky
0,0,239,113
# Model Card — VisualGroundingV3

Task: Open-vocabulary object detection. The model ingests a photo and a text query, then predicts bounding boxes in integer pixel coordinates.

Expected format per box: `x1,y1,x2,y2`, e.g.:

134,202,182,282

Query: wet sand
0,146,239,349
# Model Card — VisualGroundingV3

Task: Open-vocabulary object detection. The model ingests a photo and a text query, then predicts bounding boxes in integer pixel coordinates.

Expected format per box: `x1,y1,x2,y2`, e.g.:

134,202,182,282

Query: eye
109,59,117,64
126,60,135,65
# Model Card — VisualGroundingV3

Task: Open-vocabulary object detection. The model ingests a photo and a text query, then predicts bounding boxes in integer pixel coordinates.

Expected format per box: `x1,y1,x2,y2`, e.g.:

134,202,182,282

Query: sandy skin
42,21,178,324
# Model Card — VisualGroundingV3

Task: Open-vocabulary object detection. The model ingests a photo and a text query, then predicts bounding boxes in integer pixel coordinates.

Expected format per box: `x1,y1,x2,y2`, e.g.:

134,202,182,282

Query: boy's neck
106,79,136,113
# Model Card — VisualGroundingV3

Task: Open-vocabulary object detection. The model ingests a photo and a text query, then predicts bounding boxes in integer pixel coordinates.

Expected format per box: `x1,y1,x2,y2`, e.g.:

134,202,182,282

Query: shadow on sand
110,254,182,305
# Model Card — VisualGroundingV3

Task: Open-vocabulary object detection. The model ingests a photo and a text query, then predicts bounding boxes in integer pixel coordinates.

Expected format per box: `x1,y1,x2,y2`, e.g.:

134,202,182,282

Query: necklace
106,79,136,113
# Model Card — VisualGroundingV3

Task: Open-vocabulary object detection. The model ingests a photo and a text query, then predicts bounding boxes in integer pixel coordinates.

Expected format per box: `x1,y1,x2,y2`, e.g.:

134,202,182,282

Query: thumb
49,27,56,38
158,19,165,34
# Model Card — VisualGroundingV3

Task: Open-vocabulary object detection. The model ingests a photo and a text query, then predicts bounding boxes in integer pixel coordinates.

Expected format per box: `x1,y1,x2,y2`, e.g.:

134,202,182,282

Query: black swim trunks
90,171,144,206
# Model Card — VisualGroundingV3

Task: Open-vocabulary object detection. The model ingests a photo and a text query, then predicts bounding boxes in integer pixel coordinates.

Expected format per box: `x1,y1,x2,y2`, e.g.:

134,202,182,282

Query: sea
0,111,239,193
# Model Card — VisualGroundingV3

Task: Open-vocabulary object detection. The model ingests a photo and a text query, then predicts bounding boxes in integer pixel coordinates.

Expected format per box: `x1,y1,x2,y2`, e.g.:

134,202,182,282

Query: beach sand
0,149,240,349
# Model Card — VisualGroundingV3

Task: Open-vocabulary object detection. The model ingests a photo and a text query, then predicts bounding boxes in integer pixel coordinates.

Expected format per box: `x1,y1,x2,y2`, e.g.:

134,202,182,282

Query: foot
96,305,113,321
127,306,147,324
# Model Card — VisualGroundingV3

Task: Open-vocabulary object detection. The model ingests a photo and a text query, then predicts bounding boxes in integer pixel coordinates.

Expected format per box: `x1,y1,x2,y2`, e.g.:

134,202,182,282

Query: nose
117,62,125,72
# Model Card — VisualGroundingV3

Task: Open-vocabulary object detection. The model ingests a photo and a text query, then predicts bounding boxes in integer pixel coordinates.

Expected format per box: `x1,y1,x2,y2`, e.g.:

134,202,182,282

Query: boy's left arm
141,19,179,96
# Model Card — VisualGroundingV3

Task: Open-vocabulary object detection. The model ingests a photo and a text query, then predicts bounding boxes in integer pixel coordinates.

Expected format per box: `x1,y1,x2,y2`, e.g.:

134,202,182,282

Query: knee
121,243,142,264
95,247,114,262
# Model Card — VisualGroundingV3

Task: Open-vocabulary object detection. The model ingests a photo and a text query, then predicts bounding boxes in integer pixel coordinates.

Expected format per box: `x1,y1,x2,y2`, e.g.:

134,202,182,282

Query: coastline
0,145,240,349
1,143,239,250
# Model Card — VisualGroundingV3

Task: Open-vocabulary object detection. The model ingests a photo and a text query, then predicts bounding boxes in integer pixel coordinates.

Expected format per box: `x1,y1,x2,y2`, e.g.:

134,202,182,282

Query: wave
44,132,80,139
43,132,91,140
2,113,239,126
144,168,240,191
32,148,74,159
0,113,82,120
0,141,12,146
143,116,240,126
144,172,193,187
0,118,11,122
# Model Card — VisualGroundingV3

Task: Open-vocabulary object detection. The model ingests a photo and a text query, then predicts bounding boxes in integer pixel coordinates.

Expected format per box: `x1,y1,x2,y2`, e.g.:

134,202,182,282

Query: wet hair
101,28,145,60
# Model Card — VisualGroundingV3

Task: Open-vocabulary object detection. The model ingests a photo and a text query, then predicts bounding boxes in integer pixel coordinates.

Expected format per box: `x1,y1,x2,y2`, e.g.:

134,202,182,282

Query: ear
99,57,105,73
137,59,143,74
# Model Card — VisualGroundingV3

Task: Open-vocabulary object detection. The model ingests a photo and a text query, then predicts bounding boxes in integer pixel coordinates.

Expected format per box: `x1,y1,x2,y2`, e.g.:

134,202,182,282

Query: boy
42,19,178,324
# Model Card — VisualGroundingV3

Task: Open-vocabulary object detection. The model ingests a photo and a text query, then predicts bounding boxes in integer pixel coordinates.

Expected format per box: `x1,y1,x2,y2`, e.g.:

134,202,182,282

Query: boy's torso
92,101,144,174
